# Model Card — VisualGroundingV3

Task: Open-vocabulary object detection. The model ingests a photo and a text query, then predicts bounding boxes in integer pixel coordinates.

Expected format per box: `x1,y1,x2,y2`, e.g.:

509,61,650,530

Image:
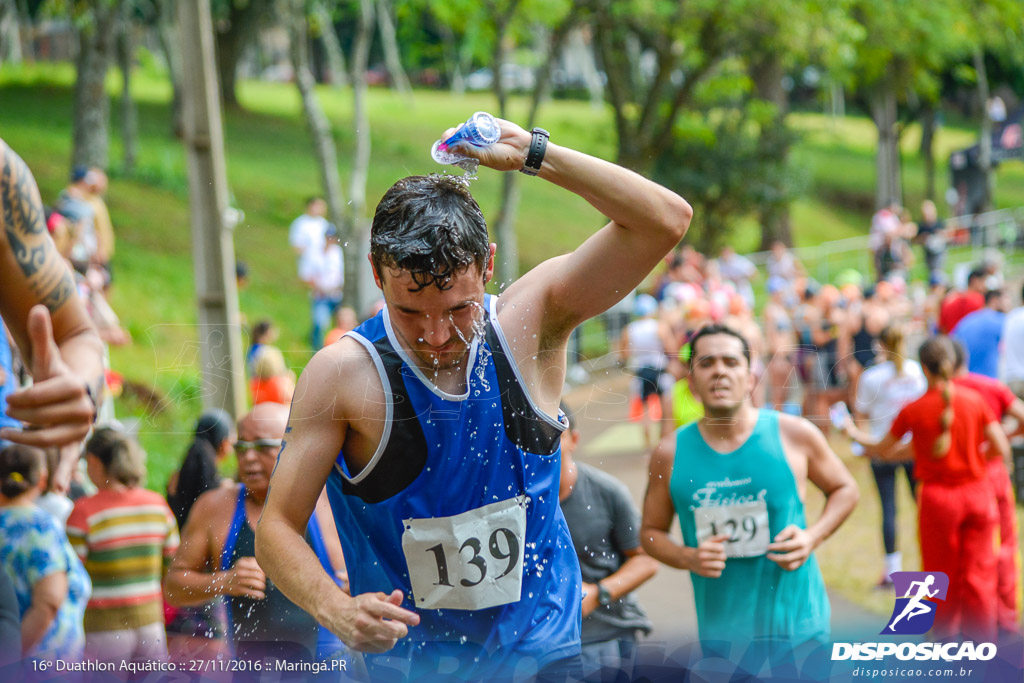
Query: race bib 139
402,495,527,610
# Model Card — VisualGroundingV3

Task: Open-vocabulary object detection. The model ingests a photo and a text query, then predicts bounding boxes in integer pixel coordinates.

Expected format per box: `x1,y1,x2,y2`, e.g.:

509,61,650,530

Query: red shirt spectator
890,386,996,485
953,373,1015,419
939,291,984,334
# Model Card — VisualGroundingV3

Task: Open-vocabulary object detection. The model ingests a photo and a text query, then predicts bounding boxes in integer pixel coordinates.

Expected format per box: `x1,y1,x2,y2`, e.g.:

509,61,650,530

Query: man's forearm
538,144,690,241
808,484,859,550
58,329,106,402
164,568,230,607
601,553,659,601
255,518,350,625
641,529,693,572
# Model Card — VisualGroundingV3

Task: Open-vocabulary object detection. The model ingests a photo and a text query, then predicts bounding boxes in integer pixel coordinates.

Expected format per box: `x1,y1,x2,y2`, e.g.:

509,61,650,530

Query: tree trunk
157,0,184,138
341,0,376,313
438,23,465,94
920,103,937,202
566,27,603,109
312,0,347,88
750,52,793,249
213,0,270,108
15,0,32,61
869,87,901,209
72,0,123,170
289,0,347,249
117,7,138,174
974,49,993,213
215,28,242,108
488,2,519,287
375,0,411,98
0,0,22,64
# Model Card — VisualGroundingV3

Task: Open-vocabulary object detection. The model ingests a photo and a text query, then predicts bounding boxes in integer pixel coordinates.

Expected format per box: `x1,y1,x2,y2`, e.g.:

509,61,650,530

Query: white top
289,213,329,274
854,359,927,438
303,244,345,293
1003,306,1024,383
717,253,756,283
767,252,798,281
625,318,665,370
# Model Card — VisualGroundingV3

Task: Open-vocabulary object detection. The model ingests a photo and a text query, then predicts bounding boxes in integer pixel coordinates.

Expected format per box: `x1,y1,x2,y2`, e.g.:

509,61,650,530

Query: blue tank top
220,485,346,661
668,410,830,648
326,294,581,679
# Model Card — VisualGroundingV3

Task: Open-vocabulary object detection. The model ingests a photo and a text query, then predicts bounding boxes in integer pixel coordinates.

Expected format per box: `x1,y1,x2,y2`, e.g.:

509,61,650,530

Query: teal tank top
669,410,830,647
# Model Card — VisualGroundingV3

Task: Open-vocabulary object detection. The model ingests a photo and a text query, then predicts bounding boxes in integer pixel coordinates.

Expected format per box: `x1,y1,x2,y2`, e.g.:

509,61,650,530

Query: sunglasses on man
233,439,283,455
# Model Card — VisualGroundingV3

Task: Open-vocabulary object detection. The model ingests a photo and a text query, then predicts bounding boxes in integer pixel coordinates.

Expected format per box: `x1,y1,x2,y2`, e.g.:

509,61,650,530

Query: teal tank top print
669,410,830,648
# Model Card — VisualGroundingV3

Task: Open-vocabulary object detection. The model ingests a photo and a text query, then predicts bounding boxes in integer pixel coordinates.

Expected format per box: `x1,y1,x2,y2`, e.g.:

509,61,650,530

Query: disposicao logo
883,571,948,635
831,572,998,662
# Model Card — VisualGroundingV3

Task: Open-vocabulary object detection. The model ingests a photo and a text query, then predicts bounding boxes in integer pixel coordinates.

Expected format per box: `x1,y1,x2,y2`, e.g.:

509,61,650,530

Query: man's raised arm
460,119,692,333
0,140,104,488
254,342,419,653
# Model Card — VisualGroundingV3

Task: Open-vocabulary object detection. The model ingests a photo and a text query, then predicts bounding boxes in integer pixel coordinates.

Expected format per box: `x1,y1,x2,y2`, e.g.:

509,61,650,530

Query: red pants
918,479,998,641
987,458,1021,632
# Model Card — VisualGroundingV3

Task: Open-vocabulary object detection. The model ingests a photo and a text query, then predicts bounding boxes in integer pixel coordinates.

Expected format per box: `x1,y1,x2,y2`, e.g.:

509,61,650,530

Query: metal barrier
743,207,1024,286
567,207,1024,376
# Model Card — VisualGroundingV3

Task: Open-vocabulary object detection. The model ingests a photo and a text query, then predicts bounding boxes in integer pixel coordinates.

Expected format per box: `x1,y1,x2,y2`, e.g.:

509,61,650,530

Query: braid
919,336,957,458
933,359,954,457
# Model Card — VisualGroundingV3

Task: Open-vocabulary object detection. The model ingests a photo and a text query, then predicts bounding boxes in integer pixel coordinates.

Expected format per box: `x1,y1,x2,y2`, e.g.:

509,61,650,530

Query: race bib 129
694,499,770,558
402,495,527,610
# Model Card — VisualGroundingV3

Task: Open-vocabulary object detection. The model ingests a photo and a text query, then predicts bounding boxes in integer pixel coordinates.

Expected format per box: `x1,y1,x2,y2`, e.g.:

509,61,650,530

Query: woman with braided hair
852,323,926,587
843,335,1007,641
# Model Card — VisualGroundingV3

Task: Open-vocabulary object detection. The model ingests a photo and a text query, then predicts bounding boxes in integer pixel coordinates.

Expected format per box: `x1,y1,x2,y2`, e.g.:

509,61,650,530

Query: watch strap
520,127,549,176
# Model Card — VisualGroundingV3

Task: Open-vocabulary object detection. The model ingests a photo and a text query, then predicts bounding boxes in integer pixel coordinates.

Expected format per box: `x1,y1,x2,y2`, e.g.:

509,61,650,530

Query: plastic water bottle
431,112,501,165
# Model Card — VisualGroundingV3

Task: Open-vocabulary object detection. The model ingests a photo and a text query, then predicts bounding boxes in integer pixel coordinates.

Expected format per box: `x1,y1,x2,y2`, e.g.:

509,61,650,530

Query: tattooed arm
0,140,104,488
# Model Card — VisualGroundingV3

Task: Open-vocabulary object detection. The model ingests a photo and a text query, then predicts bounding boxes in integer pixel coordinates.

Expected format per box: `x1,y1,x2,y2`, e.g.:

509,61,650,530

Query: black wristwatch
596,583,612,607
520,127,549,176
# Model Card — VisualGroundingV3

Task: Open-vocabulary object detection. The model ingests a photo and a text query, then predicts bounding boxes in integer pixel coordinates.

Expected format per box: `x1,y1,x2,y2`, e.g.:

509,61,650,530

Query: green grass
2,62,1023,494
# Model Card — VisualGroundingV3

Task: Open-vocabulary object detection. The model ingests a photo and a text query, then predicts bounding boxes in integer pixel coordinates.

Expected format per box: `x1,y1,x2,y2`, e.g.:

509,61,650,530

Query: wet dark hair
0,444,44,498
688,324,751,368
370,175,489,291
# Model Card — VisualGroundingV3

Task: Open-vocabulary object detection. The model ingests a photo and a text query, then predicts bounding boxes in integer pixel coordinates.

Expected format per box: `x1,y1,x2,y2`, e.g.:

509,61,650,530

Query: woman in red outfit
844,335,1008,641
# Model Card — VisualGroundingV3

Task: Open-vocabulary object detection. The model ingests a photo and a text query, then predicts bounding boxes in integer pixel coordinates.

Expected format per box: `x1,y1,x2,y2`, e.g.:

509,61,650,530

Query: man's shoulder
192,484,239,520
293,334,381,415
776,410,823,446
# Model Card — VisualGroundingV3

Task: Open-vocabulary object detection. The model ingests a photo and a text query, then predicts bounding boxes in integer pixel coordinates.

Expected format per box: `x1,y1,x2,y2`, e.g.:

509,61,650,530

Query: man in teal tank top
641,324,859,656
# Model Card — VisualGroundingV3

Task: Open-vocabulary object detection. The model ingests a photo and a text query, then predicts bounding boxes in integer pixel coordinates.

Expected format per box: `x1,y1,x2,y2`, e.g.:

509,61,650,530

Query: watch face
597,585,612,606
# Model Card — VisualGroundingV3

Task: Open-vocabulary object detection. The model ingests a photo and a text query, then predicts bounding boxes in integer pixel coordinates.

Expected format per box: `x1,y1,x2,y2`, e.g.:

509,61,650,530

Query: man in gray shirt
559,403,658,681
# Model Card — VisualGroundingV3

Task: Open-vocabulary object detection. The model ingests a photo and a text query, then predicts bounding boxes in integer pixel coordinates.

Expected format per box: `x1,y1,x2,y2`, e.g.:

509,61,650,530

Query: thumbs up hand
1,305,97,457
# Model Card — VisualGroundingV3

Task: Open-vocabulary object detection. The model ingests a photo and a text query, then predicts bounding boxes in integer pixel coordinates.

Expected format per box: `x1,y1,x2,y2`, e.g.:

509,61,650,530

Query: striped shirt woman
66,428,179,662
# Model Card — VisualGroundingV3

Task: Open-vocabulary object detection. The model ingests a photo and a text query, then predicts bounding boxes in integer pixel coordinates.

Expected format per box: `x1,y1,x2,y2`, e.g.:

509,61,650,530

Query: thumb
774,525,797,542
27,305,62,381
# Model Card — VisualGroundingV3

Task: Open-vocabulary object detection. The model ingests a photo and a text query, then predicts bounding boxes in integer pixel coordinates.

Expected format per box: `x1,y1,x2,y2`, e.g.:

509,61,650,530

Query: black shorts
635,367,662,401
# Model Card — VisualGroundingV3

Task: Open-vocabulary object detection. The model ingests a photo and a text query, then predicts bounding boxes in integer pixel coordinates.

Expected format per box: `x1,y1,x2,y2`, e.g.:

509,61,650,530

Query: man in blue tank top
641,324,858,663
255,117,694,681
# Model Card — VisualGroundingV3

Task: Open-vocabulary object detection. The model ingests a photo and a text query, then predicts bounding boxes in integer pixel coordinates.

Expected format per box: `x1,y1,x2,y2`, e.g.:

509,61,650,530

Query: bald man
164,403,347,663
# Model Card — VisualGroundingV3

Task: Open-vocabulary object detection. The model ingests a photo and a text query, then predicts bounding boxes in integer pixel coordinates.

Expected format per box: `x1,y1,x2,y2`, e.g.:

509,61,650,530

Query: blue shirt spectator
952,292,1007,379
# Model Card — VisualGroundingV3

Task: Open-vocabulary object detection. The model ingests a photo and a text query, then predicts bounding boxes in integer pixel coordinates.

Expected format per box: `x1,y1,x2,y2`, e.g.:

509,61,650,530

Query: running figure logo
882,572,949,635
